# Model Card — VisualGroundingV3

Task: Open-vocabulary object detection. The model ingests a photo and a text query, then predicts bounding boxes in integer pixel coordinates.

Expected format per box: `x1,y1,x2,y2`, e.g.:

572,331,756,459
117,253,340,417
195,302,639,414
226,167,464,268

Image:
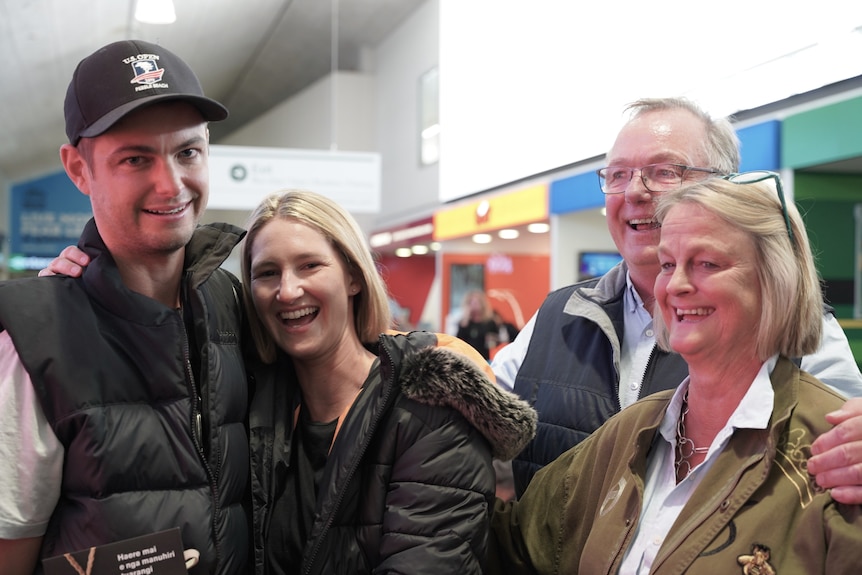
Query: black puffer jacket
249,330,537,575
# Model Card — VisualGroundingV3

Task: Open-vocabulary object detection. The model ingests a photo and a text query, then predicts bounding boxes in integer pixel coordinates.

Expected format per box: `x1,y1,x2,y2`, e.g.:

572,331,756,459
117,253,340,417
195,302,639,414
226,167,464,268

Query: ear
60,143,92,197
348,274,361,296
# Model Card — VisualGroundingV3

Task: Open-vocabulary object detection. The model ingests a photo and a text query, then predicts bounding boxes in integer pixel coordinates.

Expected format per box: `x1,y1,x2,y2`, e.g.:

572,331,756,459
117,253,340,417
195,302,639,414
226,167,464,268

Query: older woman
242,189,536,575
489,174,862,574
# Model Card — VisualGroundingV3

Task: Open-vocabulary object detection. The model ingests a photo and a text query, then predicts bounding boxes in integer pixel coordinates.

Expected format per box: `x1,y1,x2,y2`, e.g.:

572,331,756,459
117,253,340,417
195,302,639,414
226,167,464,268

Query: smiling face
655,202,762,367
61,101,210,264
604,108,711,283
248,217,361,365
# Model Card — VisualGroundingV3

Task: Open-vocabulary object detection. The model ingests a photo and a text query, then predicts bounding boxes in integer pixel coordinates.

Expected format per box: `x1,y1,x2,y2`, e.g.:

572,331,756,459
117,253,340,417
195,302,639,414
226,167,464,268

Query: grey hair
625,97,741,174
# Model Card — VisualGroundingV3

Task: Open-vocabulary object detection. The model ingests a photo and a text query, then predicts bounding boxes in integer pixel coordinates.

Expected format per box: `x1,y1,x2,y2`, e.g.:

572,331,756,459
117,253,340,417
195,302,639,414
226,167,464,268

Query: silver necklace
675,389,709,481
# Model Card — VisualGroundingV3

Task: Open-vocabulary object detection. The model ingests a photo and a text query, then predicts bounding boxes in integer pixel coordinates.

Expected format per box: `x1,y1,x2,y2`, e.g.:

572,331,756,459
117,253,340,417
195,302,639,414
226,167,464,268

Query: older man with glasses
492,96,862,502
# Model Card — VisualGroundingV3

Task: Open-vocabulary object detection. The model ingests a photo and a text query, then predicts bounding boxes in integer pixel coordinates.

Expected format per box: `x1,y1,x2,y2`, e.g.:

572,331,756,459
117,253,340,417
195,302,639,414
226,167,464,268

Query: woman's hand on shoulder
38,245,89,278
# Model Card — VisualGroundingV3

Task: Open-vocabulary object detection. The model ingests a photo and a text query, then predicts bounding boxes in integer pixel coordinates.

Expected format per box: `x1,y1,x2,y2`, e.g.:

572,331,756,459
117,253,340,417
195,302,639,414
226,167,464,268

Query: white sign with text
208,145,381,213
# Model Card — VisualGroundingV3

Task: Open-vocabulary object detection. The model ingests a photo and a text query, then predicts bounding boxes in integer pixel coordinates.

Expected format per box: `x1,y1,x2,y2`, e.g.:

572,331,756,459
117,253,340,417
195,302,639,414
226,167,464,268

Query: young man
492,97,862,500
0,41,249,574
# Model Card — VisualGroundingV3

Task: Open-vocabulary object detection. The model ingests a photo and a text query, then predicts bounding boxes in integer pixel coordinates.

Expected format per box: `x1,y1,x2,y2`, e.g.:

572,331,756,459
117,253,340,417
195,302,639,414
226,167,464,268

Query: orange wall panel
441,252,549,329
377,255,435,329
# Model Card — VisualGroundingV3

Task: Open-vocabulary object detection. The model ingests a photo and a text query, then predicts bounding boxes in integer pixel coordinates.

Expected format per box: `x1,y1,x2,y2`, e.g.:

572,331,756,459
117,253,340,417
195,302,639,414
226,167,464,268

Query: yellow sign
433,184,548,240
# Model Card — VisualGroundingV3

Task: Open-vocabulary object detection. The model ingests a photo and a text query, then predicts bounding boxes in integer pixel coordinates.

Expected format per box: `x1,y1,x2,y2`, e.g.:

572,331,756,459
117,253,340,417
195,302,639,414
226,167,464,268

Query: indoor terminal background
3,0,862,364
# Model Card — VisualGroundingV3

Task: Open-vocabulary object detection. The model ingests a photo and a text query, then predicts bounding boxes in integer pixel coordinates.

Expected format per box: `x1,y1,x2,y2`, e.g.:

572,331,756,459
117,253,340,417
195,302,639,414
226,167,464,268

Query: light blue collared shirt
619,275,656,408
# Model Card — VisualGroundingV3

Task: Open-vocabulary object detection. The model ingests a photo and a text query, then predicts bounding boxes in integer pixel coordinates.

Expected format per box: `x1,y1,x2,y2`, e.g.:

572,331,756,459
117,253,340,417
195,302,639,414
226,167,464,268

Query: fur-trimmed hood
398,344,537,461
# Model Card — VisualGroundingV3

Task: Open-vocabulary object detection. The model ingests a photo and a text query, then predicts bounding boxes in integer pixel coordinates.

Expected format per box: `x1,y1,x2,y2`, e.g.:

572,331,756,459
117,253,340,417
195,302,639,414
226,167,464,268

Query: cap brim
78,93,229,140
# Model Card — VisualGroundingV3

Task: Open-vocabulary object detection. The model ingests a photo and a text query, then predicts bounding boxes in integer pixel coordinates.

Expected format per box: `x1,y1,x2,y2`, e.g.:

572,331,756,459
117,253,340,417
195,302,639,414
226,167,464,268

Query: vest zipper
179,304,223,571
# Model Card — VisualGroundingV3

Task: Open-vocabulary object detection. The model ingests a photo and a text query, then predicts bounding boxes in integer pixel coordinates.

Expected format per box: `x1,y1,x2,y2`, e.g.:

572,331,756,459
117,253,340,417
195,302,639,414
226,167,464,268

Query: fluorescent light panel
135,0,176,24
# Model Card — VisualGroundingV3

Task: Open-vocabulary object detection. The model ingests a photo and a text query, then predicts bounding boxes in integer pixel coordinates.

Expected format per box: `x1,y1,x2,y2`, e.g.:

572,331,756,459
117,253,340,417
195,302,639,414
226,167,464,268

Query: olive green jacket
490,356,862,574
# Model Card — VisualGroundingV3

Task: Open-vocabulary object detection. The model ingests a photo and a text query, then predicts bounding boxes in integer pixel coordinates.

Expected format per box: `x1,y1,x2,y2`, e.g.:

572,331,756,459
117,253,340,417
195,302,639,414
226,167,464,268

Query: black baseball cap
64,39,228,145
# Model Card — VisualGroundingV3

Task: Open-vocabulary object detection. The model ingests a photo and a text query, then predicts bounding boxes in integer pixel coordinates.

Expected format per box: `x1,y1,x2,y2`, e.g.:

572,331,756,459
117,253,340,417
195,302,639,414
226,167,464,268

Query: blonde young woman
242,190,536,575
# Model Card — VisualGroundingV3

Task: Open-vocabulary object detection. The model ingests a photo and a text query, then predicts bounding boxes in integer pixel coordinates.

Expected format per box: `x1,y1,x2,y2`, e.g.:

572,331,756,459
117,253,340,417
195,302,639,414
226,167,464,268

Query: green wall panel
794,173,861,278
783,96,862,169
783,98,862,365
796,197,855,279
841,324,862,370
793,173,862,363
794,172,862,202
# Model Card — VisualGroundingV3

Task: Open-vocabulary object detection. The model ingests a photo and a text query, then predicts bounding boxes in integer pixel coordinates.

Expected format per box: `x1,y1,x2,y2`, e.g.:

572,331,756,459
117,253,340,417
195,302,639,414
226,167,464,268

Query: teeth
280,307,317,320
145,205,186,215
629,218,657,225
676,308,712,316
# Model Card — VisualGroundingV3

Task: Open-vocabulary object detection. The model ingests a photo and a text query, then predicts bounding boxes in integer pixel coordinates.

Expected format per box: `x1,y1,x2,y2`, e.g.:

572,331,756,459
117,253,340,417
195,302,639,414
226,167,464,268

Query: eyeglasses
723,171,794,245
597,163,723,194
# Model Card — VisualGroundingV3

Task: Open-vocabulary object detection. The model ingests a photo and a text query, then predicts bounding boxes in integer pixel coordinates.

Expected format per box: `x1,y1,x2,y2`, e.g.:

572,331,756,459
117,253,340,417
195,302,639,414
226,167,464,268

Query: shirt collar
659,354,777,444
728,355,776,431
624,270,647,314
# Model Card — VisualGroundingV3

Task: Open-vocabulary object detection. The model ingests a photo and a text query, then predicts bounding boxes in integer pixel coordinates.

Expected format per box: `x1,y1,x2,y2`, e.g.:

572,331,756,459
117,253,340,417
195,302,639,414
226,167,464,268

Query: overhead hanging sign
208,145,381,213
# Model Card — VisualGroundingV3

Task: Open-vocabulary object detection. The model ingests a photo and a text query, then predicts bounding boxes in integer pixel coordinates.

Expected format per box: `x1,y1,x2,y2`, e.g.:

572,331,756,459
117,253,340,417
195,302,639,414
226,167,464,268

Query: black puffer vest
0,219,250,575
511,263,689,497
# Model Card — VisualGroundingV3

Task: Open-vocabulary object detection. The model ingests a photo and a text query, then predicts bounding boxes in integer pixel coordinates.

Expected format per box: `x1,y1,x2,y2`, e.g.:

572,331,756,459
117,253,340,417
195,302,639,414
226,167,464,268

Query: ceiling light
395,248,412,258
135,0,177,24
472,233,492,244
430,242,442,251
422,123,441,139
498,229,519,239
527,222,550,234
369,231,393,248
411,245,430,255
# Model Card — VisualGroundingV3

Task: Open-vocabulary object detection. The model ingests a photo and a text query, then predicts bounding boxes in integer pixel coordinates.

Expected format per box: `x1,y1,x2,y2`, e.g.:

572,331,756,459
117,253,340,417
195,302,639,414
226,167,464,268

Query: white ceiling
0,0,425,183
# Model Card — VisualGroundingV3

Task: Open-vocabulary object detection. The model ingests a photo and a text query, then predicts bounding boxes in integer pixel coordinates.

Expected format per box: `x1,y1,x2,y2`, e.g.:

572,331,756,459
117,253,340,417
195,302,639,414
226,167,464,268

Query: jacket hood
398,345,537,461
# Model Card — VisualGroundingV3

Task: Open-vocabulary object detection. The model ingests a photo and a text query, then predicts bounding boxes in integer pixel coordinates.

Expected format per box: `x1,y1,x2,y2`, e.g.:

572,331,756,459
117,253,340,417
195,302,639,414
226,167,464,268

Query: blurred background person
493,309,520,346
457,289,501,360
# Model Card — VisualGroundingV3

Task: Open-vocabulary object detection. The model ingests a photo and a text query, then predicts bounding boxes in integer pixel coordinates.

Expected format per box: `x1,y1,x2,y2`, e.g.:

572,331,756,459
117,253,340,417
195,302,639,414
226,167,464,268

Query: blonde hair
652,177,822,360
241,189,392,363
461,289,494,322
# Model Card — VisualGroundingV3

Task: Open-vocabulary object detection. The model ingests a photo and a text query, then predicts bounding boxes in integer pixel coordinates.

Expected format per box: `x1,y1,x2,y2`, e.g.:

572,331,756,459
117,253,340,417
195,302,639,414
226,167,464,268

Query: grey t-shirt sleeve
0,330,63,539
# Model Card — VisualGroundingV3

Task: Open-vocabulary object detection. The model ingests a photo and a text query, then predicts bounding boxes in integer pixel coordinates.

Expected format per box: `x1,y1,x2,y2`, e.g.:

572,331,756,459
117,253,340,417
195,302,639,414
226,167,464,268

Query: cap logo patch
123,53,168,91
